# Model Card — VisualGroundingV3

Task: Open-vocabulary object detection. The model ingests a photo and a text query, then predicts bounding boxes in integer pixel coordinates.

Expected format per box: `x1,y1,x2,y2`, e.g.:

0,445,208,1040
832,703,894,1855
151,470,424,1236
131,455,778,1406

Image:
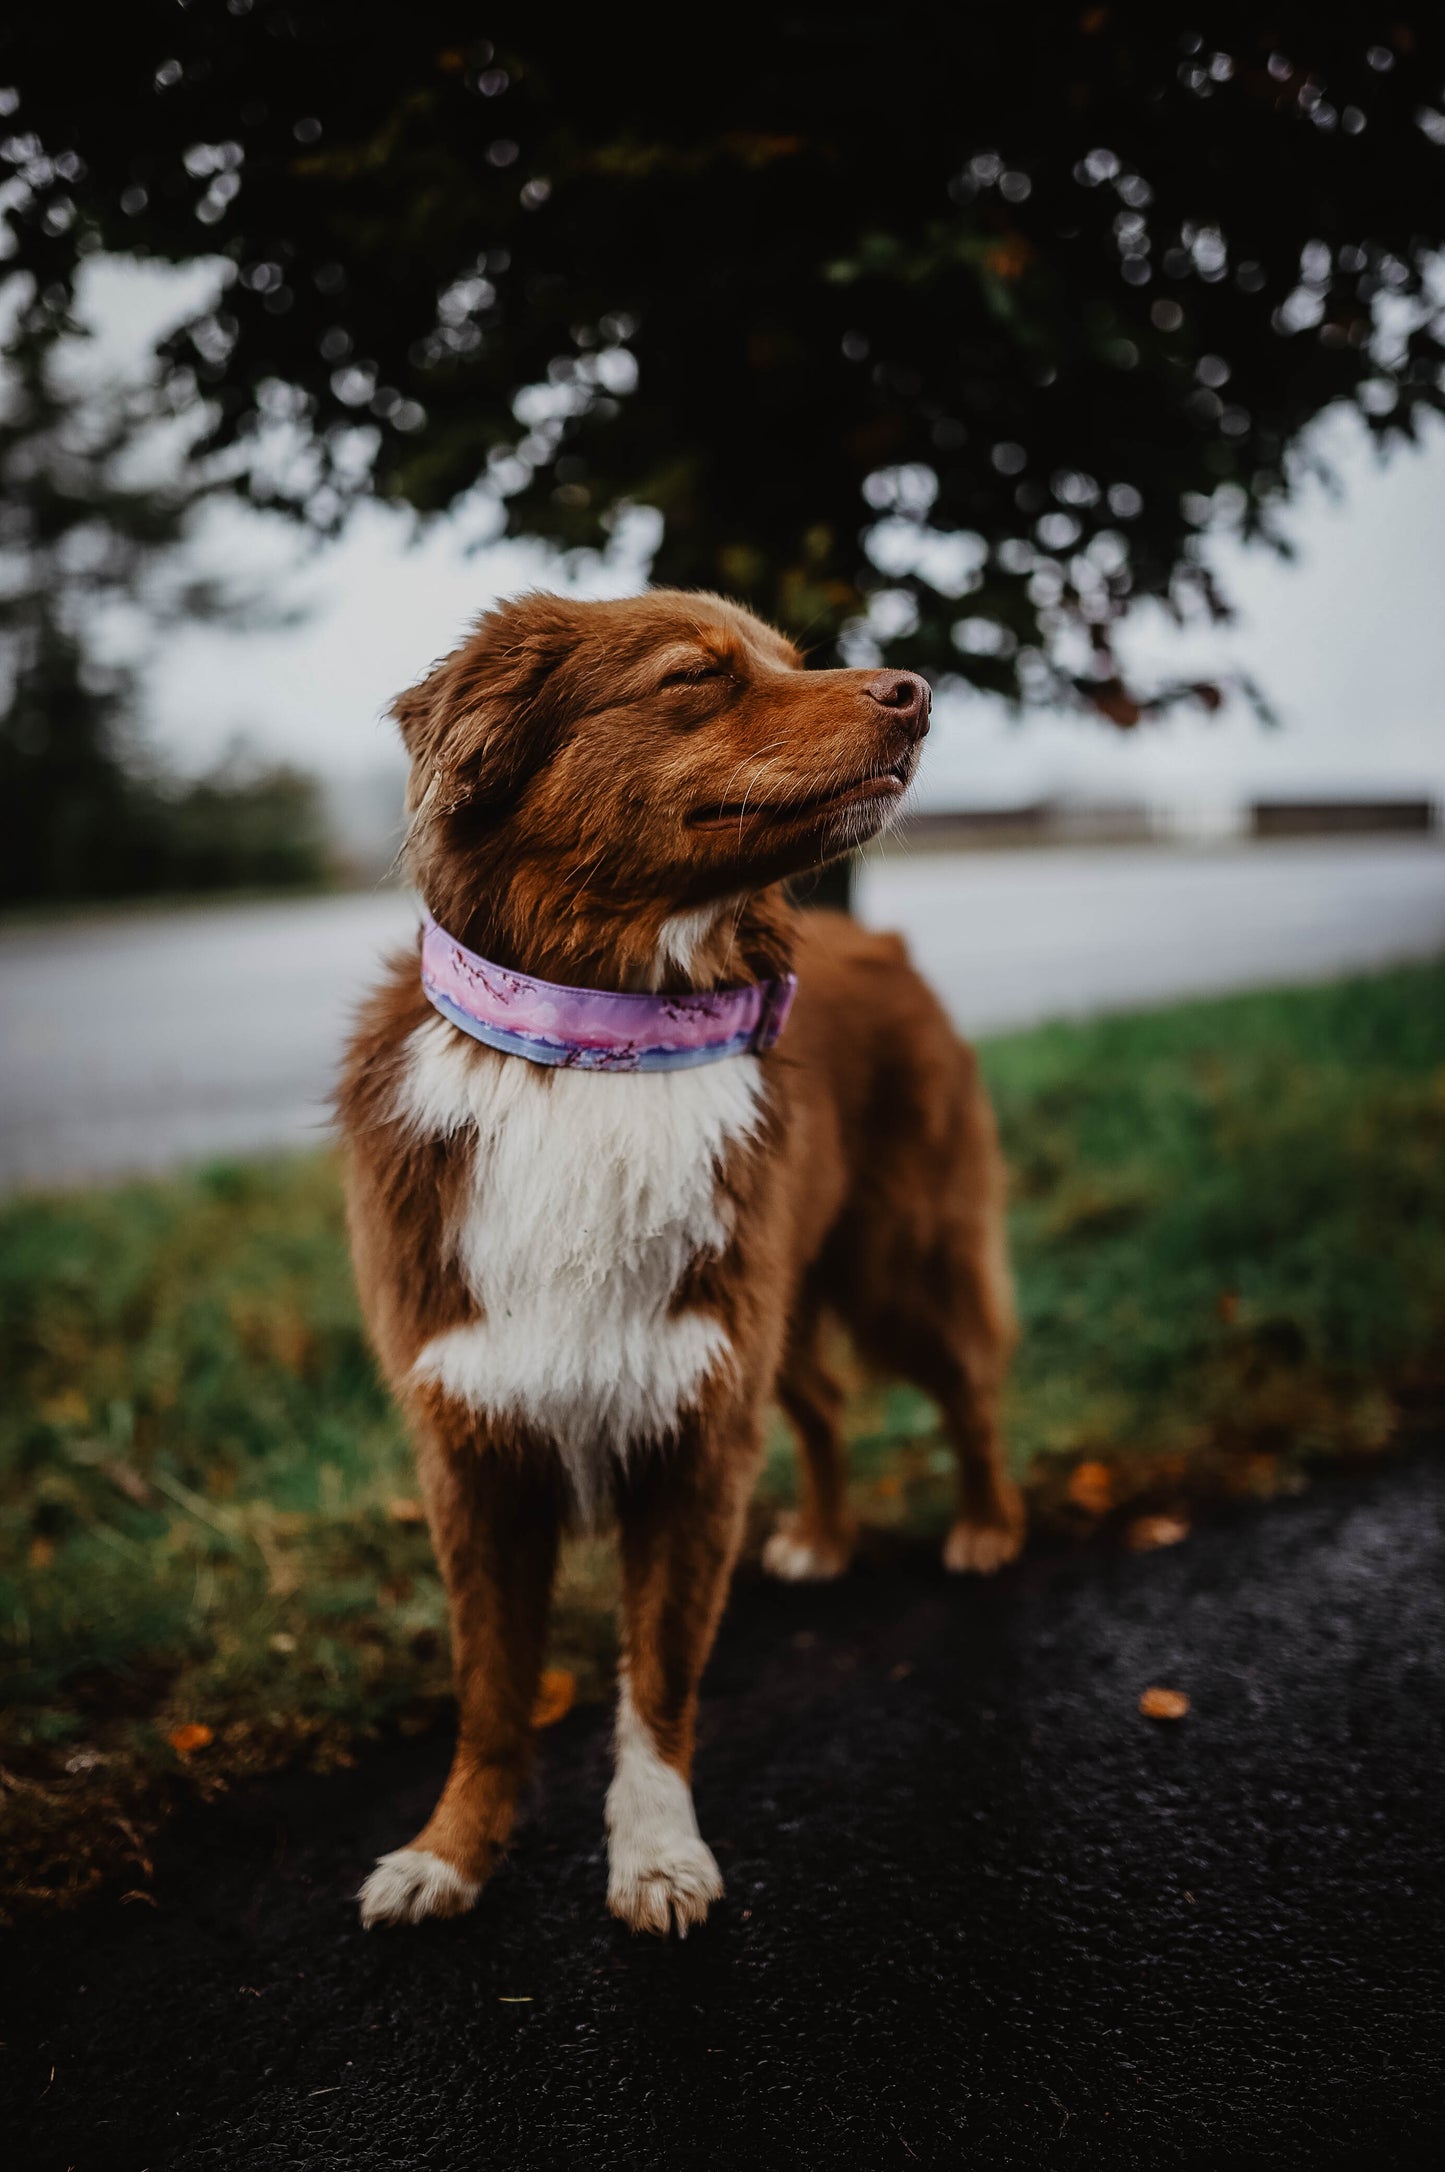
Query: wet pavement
857,834,1445,1037
3,1450,1442,2170
2,839,1442,1189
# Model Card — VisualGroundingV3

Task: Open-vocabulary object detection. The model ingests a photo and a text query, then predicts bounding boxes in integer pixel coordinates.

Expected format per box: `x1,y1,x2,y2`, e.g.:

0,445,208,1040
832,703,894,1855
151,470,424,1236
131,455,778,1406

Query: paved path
2,840,1442,1189
3,1452,1442,2170
0,892,411,1191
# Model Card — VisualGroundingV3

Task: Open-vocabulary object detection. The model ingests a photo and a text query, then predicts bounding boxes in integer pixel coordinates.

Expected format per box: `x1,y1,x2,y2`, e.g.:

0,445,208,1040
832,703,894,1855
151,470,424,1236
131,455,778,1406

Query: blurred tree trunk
807,858,855,913
790,856,855,914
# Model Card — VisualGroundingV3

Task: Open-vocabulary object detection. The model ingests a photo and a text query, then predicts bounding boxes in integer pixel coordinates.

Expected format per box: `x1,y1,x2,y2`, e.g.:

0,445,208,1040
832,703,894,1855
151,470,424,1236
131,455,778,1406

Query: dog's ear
394,597,575,817
393,681,441,765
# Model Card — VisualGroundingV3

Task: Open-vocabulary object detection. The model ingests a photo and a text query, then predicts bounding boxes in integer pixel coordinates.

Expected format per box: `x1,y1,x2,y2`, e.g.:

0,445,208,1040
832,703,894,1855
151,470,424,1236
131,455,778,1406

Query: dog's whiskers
734,751,789,857
712,736,790,822
720,890,752,976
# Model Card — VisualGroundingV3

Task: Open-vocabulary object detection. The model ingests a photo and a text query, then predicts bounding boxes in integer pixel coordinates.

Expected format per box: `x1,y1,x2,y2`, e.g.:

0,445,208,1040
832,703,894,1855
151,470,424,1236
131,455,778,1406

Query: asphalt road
1,839,1442,1189
3,1451,1442,2171
857,834,1445,1035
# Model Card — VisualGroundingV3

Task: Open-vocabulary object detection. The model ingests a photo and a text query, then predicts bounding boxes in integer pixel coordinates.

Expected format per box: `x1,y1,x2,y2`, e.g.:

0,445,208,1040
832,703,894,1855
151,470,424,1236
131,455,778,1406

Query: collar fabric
420,914,797,1073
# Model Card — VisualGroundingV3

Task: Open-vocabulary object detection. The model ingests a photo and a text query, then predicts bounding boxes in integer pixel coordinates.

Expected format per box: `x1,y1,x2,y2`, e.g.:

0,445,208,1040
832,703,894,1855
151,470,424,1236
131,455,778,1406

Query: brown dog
338,588,1021,1935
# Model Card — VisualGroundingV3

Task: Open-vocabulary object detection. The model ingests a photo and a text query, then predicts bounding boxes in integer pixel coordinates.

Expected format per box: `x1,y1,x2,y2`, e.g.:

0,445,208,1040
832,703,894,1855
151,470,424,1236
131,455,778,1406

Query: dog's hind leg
607,1415,761,1935
902,1225,1024,1575
763,1305,855,1581
847,1168,1023,1573
934,1166,1026,1574
358,1418,562,1928
860,1289,1023,1575
933,1335,1025,1575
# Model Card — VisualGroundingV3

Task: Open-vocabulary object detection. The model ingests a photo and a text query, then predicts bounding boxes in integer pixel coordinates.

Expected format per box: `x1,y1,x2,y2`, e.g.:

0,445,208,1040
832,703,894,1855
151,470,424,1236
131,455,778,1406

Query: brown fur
338,588,1021,1933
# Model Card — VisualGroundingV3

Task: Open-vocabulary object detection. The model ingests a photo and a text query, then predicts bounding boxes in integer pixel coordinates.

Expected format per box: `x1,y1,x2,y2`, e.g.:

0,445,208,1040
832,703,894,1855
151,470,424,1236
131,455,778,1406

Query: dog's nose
864,669,932,740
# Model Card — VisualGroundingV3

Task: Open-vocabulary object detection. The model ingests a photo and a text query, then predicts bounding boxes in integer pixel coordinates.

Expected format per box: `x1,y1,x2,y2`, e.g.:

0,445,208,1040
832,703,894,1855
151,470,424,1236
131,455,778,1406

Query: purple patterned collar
420,914,797,1073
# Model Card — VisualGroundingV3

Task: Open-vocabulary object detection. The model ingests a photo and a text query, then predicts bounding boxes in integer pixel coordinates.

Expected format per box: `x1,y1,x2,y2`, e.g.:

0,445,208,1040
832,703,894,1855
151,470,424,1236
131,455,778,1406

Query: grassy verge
3,961,1443,1914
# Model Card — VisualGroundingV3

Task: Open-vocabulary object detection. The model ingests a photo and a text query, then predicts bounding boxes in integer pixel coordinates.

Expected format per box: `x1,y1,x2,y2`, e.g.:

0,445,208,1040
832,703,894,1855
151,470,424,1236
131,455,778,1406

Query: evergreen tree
2,312,181,898
0,303,324,903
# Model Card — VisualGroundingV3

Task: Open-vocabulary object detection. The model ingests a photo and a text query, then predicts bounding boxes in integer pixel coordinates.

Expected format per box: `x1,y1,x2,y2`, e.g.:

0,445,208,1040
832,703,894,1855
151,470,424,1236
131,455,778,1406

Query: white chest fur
398,1016,762,1516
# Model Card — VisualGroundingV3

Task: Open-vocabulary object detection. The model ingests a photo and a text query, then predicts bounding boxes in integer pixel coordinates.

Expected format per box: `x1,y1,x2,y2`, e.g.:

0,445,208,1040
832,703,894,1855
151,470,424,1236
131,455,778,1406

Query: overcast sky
71,260,1445,817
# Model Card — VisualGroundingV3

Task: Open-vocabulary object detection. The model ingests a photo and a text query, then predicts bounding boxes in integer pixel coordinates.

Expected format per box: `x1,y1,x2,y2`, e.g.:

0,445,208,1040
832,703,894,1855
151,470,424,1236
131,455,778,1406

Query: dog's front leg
607,1414,762,1936
359,1419,561,1928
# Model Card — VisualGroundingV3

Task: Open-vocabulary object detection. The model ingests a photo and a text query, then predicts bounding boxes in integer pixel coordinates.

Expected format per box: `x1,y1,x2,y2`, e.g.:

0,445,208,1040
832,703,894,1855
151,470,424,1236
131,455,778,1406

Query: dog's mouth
686,757,912,834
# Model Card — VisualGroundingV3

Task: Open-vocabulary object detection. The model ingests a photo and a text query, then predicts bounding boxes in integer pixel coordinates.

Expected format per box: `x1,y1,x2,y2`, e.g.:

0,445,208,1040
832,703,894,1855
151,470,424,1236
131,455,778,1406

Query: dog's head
397,589,930,984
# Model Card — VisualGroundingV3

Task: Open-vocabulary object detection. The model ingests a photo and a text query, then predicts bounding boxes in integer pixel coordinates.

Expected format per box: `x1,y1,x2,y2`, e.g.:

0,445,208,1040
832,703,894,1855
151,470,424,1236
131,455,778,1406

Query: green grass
3,960,1444,1912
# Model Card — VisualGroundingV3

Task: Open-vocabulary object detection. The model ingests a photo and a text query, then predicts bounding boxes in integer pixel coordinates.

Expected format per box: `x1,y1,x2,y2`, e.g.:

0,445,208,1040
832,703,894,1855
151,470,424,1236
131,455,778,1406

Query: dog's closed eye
658,660,732,690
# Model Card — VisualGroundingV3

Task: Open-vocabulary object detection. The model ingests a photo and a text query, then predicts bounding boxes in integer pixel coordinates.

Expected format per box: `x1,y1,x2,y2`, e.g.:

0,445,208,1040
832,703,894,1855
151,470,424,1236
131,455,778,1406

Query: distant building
888,794,1437,854
1249,799,1437,839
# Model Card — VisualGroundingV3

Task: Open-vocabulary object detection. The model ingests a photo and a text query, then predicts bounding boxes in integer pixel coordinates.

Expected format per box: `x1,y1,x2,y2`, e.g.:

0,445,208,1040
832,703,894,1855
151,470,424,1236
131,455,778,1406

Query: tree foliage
2,3,1444,715
0,320,327,902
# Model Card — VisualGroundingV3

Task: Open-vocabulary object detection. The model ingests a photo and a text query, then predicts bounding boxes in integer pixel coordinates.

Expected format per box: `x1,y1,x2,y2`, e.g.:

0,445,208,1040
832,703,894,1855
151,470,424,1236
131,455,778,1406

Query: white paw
357,1847,479,1929
762,1515,852,1582
608,1837,725,1938
942,1517,1024,1575
606,1679,724,1936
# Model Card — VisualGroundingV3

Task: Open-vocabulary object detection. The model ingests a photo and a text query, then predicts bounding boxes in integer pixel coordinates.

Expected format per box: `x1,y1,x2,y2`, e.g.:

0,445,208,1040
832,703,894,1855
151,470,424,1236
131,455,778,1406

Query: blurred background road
2,836,1442,1190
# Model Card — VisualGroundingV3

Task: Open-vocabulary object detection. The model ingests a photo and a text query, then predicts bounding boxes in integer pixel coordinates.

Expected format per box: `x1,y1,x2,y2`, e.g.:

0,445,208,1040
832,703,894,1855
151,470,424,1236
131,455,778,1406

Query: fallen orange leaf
1067,1459,1113,1514
1139,1686,1189,1721
531,1669,576,1729
1242,1453,1280,1497
1125,1513,1191,1552
169,1723,214,1756
387,1497,426,1525
984,233,1034,281
28,1535,54,1569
